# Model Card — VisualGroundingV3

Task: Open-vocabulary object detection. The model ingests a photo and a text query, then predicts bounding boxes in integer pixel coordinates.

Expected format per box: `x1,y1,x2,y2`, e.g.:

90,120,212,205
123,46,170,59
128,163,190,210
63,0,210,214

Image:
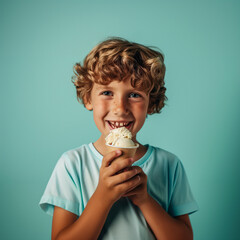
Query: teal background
1,0,240,239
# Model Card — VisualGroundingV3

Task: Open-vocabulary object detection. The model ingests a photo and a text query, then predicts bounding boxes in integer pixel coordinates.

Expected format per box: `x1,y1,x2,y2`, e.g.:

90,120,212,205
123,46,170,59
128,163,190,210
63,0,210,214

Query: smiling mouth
107,121,133,130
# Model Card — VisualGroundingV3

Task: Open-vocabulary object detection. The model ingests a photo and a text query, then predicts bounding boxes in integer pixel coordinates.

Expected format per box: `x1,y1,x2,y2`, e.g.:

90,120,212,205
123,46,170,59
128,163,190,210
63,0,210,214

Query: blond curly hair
72,37,167,114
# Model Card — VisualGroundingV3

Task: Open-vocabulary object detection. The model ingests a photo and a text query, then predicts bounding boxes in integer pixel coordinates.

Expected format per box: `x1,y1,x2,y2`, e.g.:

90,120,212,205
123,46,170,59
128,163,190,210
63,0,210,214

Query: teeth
109,121,131,128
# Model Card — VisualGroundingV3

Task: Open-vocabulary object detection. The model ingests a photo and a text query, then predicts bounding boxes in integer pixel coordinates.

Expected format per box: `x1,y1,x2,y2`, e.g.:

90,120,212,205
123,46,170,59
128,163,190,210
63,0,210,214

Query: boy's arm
124,168,193,240
52,190,112,240
52,150,141,240
139,195,193,240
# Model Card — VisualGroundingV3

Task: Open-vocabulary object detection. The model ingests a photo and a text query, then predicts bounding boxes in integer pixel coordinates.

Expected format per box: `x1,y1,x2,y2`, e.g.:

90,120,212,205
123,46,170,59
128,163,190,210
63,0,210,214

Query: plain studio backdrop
1,0,239,239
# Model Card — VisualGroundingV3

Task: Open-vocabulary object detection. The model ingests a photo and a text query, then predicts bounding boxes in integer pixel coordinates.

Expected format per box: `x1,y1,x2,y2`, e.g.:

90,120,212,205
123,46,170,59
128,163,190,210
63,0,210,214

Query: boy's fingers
107,158,134,176
102,150,122,168
123,184,142,197
109,167,138,185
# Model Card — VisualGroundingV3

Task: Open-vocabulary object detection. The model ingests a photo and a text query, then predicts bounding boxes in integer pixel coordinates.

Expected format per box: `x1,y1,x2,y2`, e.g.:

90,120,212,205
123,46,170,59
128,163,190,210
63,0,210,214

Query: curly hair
72,37,167,114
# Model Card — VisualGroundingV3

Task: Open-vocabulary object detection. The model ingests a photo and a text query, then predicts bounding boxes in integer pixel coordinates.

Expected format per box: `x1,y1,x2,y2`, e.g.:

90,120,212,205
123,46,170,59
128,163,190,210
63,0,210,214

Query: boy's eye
129,92,141,98
101,91,113,96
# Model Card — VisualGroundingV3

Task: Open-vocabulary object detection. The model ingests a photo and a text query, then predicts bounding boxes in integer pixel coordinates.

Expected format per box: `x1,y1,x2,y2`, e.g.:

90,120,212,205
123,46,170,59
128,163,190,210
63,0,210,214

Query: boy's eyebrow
95,85,113,90
94,84,147,94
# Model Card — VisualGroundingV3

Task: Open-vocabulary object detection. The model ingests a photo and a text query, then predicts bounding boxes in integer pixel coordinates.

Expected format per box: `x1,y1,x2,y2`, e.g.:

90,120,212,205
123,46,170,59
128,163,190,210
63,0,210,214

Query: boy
39,37,198,240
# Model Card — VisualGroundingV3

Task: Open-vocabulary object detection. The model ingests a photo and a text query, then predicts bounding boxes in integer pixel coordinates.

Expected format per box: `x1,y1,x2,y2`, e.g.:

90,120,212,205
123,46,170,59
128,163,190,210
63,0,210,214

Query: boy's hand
123,167,150,207
95,150,141,207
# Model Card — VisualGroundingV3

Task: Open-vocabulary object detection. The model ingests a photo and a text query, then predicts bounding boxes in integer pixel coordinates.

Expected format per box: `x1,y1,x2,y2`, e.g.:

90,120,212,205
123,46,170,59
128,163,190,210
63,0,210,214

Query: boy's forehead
93,80,117,87
93,83,111,90
93,80,131,89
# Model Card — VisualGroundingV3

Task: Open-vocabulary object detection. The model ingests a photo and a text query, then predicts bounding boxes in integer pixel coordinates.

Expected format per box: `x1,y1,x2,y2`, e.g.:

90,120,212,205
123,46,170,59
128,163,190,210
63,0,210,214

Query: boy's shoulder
57,143,95,166
150,145,178,159
150,145,181,166
148,145,186,178
62,143,90,157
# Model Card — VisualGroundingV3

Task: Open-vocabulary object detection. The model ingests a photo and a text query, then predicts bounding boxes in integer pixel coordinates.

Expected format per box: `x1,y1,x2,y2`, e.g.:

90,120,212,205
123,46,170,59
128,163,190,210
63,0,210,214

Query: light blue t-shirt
39,143,198,239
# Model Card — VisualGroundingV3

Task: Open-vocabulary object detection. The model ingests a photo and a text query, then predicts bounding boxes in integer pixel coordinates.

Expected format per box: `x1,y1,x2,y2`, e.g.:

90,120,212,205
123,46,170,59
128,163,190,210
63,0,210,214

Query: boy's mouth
107,121,133,130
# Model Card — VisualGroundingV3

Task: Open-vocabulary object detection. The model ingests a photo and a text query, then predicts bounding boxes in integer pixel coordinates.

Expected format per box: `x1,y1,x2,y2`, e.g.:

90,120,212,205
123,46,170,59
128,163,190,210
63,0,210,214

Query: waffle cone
105,144,139,161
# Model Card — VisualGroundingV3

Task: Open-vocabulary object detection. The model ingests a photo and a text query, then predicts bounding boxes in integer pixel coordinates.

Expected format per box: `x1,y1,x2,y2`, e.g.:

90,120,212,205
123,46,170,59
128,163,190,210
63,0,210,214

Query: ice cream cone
105,143,139,161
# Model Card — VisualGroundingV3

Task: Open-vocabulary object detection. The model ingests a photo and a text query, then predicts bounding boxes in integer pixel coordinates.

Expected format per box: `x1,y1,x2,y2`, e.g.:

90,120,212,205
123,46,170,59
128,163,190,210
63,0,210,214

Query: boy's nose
113,98,129,116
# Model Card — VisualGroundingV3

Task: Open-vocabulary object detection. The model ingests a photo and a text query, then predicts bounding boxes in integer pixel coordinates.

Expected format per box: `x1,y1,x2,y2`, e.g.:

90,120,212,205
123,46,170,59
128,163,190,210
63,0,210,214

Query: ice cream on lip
105,127,138,148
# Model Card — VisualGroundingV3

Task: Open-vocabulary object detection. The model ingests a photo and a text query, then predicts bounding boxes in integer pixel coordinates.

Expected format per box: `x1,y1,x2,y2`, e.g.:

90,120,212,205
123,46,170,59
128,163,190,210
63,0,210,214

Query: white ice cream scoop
105,126,138,148
113,137,135,147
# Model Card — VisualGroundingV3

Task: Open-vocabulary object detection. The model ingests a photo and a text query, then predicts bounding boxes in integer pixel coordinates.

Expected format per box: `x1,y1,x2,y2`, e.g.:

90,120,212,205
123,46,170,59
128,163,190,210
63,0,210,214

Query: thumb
102,150,122,168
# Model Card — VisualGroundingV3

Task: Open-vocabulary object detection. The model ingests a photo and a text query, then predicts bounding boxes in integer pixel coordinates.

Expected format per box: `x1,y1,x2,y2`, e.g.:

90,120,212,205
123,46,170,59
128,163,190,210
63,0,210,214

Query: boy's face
85,79,149,142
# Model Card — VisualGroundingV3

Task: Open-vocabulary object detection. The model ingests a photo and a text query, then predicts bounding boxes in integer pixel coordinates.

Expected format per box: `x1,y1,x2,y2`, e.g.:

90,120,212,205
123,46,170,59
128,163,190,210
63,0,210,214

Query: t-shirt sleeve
39,152,83,216
168,158,199,217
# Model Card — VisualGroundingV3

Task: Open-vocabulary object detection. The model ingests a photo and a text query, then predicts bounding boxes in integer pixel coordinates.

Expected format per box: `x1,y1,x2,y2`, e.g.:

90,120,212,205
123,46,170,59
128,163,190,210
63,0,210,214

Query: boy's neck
93,135,148,162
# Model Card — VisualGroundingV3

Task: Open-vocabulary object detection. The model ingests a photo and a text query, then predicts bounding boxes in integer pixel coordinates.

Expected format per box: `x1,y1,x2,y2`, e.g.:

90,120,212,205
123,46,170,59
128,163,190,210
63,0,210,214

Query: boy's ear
85,102,93,110
83,96,93,110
